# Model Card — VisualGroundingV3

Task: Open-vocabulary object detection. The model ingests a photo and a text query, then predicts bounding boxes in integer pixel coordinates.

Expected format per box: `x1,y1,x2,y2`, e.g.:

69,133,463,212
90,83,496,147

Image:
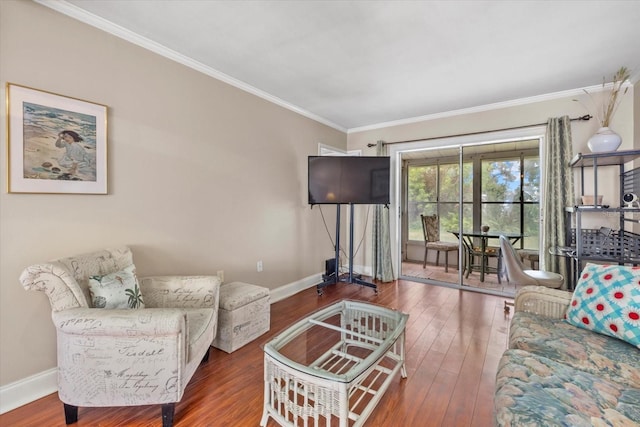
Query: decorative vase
587,127,622,153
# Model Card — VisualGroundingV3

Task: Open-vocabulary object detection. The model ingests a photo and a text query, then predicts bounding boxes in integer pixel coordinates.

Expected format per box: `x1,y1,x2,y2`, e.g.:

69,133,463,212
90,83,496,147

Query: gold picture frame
6,83,107,194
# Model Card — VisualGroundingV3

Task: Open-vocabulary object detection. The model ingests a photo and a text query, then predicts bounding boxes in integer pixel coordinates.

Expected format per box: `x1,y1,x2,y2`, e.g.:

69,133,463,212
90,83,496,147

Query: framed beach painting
6,83,107,194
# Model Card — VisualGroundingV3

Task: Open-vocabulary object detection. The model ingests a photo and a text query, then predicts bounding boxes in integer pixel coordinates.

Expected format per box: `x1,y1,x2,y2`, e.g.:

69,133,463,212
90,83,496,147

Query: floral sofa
20,246,221,427
494,263,640,426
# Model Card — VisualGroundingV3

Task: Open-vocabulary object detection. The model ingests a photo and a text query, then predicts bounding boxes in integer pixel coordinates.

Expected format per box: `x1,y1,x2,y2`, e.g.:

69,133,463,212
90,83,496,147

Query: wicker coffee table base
260,300,408,427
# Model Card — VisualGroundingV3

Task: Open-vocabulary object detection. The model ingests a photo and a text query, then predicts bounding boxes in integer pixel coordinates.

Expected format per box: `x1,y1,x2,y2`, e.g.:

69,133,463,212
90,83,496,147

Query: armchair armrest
53,308,186,336
514,286,572,319
20,263,88,311
52,307,197,407
139,275,220,309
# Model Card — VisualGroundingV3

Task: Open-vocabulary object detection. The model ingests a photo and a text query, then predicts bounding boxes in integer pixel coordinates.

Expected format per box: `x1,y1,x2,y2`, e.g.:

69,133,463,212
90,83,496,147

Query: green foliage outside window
407,153,540,249
407,162,473,242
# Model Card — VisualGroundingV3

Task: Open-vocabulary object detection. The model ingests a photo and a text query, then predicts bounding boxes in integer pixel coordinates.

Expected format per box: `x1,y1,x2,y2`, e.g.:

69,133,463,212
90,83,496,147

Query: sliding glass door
399,139,541,296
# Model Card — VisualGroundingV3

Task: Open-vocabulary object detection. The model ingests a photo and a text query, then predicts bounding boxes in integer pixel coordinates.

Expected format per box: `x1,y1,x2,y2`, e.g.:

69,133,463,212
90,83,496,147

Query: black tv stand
316,204,377,296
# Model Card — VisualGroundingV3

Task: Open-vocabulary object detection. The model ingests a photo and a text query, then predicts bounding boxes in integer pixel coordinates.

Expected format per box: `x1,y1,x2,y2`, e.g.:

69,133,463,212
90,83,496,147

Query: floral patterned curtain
542,116,573,289
372,140,394,282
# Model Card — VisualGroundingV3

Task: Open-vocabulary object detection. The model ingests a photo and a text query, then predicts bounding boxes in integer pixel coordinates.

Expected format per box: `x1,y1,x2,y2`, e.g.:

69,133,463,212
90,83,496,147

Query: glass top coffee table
260,300,409,427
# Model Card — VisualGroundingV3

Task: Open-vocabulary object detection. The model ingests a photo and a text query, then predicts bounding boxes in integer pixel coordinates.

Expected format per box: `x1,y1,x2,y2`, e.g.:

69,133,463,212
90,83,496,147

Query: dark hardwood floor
1,279,513,426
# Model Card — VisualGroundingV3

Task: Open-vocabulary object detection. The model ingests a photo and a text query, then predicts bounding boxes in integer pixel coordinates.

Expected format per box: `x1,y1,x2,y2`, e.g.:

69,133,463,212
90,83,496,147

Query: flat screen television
308,156,390,205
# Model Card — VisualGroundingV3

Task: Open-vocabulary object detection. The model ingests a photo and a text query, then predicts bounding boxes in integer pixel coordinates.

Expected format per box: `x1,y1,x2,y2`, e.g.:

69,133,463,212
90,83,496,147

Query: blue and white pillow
566,263,640,348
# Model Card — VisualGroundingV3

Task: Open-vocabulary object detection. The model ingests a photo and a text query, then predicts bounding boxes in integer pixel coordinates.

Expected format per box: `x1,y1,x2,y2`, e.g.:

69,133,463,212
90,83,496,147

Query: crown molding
347,82,633,134
34,0,347,133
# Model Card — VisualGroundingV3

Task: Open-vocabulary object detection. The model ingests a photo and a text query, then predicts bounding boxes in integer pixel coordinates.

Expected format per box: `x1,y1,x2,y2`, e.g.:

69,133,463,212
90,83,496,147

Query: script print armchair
19,246,220,427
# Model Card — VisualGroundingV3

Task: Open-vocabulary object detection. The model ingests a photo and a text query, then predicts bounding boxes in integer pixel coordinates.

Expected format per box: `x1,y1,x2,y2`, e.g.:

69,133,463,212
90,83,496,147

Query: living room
1,1,639,426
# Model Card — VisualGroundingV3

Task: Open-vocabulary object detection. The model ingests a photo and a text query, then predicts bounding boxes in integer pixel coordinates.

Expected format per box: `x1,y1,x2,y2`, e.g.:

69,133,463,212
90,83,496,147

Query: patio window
406,148,539,250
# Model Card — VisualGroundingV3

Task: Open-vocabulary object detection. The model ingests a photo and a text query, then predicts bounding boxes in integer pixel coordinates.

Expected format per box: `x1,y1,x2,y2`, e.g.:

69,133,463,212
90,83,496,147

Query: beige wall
635,81,640,149
347,83,635,271
349,94,634,154
0,0,345,386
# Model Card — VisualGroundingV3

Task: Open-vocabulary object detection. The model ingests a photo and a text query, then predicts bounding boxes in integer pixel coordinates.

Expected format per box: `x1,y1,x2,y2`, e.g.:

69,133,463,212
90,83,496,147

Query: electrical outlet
216,270,224,283
257,260,263,272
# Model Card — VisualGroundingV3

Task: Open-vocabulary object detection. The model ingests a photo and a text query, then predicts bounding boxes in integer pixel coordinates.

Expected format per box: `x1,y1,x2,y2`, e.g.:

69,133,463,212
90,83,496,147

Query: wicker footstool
213,281,270,353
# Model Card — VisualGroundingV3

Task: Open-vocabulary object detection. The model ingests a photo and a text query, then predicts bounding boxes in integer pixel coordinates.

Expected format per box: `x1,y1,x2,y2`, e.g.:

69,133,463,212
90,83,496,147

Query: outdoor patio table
451,231,524,282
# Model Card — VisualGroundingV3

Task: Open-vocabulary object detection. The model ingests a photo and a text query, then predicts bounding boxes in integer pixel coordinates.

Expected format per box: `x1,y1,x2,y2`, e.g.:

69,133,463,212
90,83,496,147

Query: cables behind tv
352,205,371,259
317,204,372,275
318,205,347,259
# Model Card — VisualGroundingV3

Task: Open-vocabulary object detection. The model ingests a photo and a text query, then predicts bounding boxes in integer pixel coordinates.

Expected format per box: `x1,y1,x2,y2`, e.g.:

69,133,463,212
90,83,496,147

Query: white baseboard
0,273,325,414
269,273,322,303
352,264,372,277
0,368,57,414
267,266,376,303
268,266,377,304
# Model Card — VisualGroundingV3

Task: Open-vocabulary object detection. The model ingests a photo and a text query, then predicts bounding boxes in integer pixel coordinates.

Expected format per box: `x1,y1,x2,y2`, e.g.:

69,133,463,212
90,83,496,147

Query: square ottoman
213,281,270,353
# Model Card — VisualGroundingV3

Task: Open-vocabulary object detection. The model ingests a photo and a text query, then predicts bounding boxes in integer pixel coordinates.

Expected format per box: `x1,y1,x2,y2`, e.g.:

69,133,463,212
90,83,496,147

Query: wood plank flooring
401,261,526,296
1,280,513,427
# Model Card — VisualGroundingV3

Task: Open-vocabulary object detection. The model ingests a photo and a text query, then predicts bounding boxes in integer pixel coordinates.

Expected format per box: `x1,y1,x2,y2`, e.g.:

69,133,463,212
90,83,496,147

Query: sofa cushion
510,311,640,388
495,349,640,426
88,265,145,309
566,263,640,348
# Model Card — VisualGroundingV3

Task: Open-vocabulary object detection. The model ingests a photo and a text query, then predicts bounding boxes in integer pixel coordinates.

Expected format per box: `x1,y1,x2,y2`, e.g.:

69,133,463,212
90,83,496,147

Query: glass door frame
389,126,547,297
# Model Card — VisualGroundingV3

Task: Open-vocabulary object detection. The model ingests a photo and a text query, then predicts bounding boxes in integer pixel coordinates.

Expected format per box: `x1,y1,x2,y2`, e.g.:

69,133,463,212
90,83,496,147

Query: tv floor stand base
316,274,377,296
315,204,377,296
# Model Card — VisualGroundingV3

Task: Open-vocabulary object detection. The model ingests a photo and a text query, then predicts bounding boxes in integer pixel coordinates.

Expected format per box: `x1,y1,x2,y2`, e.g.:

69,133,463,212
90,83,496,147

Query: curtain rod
366,114,592,147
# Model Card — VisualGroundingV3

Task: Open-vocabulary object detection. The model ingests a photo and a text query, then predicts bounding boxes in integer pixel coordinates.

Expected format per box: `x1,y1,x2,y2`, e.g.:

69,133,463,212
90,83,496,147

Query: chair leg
63,403,78,425
465,254,472,278
504,300,514,314
435,251,440,267
201,346,210,363
461,250,467,274
444,251,449,273
162,403,175,427
423,247,428,268
455,250,459,271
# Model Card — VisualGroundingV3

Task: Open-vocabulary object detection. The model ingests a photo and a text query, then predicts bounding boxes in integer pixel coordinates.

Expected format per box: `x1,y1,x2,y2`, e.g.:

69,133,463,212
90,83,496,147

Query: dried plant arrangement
576,66,631,128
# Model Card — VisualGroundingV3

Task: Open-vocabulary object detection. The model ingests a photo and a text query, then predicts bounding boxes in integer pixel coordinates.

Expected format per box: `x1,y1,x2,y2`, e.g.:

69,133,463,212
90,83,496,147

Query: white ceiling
43,0,640,132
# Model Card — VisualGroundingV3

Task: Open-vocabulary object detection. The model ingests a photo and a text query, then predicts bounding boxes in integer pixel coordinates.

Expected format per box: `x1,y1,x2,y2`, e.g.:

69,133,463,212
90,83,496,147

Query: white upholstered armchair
19,246,220,427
